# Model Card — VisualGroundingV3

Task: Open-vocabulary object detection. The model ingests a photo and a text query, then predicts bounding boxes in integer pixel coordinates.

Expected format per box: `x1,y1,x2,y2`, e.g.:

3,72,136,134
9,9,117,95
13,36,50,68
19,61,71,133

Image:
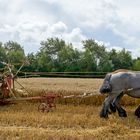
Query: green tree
0,42,7,61
37,52,52,72
118,48,133,69
109,48,132,70
81,48,97,71
22,53,38,72
98,57,113,72
132,57,140,71
38,38,66,71
40,38,65,58
58,44,81,71
0,42,7,68
82,39,111,72
4,41,25,64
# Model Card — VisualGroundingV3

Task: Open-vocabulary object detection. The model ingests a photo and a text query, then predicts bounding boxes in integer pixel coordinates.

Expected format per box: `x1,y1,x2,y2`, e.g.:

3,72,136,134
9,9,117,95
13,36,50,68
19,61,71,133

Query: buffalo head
100,74,112,94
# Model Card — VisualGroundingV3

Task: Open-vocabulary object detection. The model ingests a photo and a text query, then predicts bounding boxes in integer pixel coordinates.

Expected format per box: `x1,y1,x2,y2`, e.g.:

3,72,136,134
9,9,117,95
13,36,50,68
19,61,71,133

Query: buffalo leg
110,102,116,113
113,92,127,117
100,94,116,118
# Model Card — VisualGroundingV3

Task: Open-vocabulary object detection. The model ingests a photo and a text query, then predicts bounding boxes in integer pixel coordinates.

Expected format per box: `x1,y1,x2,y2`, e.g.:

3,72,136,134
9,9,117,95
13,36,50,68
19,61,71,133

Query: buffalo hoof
100,109,108,118
135,106,140,118
118,108,127,117
110,103,116,113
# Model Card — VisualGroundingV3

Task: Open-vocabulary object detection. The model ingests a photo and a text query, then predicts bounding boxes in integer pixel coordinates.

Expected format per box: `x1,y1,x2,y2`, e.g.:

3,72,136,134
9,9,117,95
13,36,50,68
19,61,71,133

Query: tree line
0,38,140,73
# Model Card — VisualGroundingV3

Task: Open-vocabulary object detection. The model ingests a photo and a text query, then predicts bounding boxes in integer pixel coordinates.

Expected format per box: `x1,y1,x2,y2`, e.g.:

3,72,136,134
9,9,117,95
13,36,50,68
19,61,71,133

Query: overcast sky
0,0,140,58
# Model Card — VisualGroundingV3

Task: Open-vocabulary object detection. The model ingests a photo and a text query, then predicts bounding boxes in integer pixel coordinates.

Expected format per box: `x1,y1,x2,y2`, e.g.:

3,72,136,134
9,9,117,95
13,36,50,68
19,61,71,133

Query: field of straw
0,78,139,140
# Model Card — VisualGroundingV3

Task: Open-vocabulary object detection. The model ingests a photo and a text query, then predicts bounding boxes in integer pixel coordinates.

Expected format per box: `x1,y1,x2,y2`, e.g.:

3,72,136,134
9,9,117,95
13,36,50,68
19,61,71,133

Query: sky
0,0,140,58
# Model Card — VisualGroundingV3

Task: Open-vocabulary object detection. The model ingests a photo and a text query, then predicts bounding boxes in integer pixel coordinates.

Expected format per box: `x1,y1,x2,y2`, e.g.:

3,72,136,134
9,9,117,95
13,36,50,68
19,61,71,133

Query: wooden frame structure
0,61,61,112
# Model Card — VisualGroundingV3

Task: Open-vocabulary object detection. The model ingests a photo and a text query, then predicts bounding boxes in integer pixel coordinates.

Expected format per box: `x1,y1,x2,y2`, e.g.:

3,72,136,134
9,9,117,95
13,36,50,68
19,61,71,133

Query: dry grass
16,78,140,106
0,78,139,140
16,78,102,95
0,103,140,140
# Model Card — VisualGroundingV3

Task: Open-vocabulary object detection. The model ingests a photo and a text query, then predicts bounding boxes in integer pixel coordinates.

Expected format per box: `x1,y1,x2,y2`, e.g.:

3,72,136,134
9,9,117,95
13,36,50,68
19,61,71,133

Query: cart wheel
38,103,50,113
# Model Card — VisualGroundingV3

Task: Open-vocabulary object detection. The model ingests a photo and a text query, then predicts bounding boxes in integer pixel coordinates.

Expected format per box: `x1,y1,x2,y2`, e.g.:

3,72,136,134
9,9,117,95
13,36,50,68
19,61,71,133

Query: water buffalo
100,69,140,118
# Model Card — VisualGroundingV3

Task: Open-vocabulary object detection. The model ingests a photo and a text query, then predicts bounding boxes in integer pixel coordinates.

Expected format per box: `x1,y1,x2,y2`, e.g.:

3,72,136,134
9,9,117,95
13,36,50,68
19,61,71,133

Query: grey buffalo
100,69,140,118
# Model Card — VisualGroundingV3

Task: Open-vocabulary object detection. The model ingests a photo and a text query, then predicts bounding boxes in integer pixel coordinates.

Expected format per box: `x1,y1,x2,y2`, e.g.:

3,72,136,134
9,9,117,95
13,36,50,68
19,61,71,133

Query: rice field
0,78,139,140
